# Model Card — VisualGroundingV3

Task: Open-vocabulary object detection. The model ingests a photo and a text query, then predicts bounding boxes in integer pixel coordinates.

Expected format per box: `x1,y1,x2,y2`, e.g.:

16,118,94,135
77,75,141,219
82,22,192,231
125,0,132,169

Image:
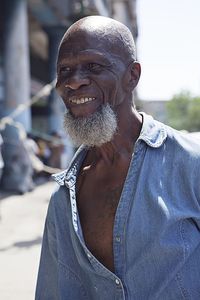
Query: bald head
59,16,137,63
56,16,141,145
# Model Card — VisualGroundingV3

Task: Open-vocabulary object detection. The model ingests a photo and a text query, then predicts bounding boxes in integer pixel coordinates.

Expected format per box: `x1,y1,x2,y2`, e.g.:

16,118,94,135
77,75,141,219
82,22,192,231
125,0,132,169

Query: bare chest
76,167,128,272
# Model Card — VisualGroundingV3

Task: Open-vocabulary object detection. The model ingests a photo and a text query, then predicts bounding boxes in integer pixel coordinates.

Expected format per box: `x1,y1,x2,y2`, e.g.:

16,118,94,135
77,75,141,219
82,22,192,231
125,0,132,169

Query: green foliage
166,91,200,132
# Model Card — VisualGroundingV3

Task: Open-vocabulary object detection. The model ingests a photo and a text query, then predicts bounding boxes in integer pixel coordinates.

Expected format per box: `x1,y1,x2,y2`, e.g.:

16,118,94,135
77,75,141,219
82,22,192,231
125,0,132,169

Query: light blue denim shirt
35,113,200,300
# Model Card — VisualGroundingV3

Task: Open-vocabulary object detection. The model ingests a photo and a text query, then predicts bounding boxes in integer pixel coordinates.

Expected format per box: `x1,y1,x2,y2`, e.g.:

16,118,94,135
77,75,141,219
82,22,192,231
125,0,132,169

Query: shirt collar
52,145,87,186
52,113,167,186
138,112,167,148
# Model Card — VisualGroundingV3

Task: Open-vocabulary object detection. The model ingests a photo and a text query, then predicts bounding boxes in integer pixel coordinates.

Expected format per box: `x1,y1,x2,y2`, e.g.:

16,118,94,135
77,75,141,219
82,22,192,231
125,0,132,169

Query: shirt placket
113,141,146,300
65,160,126,299
64,165,82,236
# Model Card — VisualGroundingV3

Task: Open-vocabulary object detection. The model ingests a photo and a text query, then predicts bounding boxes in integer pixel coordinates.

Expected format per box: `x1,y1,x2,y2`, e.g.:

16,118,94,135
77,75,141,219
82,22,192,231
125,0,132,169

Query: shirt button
115,236,121,242
115,279,120,285
87,253,91,258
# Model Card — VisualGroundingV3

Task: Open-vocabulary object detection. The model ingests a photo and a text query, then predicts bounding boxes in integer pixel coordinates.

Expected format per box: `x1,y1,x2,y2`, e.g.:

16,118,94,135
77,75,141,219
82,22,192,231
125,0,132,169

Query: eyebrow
57,49,115,66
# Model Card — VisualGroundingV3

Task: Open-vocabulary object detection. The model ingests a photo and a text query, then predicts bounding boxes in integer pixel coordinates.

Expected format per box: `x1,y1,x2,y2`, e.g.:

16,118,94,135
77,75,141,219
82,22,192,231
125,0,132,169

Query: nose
64,71,90,90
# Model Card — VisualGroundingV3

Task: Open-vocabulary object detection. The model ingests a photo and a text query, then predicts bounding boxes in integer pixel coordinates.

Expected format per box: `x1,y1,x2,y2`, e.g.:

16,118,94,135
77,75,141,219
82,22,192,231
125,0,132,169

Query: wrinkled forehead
58,27,128,63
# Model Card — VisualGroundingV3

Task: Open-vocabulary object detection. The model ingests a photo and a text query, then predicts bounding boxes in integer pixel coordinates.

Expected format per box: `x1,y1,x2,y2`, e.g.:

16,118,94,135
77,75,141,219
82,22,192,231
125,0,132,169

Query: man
36,16,200,299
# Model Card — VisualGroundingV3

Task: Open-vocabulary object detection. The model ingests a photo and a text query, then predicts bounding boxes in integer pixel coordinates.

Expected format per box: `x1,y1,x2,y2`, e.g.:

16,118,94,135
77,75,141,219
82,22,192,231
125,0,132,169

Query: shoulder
140,113,200,160
164,124,200,160
46,184,69,223
163,125,200,192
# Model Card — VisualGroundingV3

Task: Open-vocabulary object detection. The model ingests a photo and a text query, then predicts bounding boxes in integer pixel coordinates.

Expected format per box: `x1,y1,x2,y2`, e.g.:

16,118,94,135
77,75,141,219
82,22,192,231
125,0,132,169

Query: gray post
45,26,66,134
4,0,31,130
1,0,34,193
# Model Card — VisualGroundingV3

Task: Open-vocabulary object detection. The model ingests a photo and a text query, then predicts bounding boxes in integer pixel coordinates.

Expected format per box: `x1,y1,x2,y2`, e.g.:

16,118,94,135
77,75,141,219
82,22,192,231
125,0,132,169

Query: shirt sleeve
35,195,59,300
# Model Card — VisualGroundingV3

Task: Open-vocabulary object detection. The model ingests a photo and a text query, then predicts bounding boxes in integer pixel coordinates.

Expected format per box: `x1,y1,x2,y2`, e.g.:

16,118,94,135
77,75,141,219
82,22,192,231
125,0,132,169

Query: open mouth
69,97,96,104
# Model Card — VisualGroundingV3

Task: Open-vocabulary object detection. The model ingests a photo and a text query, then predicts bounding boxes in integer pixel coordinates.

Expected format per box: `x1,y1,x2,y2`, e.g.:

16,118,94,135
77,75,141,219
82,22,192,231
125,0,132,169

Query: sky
137,0,200,101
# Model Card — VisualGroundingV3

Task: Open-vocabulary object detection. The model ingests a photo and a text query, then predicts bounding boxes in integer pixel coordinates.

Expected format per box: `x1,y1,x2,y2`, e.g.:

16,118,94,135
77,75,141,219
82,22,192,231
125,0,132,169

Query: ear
126,61,141,91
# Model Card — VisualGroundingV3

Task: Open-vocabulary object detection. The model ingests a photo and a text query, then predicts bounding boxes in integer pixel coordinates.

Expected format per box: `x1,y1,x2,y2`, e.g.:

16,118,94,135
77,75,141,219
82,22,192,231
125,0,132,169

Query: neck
89,102,143,165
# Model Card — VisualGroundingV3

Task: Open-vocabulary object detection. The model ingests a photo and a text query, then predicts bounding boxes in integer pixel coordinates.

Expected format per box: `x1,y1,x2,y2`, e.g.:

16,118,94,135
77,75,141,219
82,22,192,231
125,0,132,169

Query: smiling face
56,18,136,119
55,16,140,147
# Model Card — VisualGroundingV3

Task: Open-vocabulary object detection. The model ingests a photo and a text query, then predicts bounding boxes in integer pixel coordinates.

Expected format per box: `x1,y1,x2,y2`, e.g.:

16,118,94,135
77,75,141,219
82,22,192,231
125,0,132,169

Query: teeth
70,97,95,104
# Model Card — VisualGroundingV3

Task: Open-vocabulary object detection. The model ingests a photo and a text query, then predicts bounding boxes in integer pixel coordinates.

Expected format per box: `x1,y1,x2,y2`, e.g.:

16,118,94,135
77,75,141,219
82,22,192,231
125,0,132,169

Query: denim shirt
35,113,200,300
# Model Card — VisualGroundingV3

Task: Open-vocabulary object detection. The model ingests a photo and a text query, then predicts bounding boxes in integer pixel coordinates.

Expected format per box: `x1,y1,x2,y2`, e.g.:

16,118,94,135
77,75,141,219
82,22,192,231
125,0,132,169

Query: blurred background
0,0,200,299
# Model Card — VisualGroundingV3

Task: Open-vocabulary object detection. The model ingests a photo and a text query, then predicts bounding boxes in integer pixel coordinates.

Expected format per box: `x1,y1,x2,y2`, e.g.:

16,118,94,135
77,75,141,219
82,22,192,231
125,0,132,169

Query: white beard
63,104,118,147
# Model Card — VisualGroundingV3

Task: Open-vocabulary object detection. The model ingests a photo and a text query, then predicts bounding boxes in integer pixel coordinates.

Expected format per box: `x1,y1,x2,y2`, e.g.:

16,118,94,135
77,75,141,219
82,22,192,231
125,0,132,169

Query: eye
59,66,71,75
87,63,103,72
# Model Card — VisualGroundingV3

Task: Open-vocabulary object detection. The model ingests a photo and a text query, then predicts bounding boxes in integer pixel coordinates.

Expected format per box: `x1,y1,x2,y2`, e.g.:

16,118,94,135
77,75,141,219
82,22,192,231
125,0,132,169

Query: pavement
0,179,56,300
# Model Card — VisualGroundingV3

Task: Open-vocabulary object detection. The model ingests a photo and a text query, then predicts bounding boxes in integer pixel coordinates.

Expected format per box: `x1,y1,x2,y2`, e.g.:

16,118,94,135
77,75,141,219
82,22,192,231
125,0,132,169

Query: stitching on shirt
118,148,143,297
176,220,191,299
175,272,191,300
58,260,88,299
140,126,167,148
179,220,189,263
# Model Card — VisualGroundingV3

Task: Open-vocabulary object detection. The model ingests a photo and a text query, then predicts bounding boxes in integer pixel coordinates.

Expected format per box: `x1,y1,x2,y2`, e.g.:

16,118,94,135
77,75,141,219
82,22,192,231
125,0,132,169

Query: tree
166,91,200,132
